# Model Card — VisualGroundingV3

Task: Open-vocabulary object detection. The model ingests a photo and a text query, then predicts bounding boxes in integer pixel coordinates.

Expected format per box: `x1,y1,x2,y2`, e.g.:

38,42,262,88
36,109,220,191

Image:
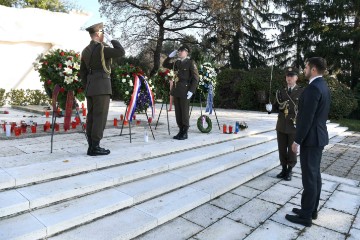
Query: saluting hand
169,50,178,58
104,33,113,42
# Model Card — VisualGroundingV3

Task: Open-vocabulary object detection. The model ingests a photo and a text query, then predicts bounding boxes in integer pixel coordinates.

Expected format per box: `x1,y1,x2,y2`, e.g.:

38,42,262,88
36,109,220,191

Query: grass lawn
333,118,360,132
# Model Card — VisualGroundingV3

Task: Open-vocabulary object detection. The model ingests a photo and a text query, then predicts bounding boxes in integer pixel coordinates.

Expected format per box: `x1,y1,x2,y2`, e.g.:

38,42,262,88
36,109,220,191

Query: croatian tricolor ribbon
140,76,155,118
126,75,141,122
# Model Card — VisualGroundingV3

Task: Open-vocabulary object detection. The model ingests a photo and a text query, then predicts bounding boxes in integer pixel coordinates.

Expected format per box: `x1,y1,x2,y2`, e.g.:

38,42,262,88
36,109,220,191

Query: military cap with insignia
285,66,299,76
178,44,190,53
85,22,104,34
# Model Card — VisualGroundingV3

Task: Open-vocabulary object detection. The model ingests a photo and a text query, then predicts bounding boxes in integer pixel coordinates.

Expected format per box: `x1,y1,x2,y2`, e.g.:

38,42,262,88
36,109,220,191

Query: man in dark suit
80,22,125,156
285,57,331,227
163,45,199,140
275,67,304,181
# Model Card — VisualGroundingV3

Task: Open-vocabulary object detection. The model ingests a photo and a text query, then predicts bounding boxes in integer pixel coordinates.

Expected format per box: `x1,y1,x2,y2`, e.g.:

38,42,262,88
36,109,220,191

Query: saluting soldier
163,45,199,140
80,22,125,156
274,67,304,180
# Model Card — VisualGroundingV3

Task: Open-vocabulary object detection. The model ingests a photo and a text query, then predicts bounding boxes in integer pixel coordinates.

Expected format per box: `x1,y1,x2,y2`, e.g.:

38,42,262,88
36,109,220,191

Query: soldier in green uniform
274,67,304,180
163,45,199,140
80,22,125,156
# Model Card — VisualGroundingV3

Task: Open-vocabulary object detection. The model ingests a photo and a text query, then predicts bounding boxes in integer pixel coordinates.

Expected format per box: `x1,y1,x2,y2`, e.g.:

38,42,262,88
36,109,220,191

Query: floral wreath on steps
197,115,212,133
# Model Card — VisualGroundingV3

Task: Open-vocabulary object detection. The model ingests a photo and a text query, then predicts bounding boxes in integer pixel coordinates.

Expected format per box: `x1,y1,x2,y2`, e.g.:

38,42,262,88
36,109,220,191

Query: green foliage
4,89,49,106
1,0,77,12
0,88,6,106
34,49,85,109
326,76,358,120
333,118,360,132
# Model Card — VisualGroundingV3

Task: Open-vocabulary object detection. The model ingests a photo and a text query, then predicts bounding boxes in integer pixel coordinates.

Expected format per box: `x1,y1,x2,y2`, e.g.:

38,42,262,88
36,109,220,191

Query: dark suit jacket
163,57,199,98
80,40,125,97
295,77,331,147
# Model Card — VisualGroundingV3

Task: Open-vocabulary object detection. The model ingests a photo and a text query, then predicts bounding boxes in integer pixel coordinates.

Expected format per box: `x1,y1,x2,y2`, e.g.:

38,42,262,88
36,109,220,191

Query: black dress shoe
292,208,318,220
285,214,312,227
283,171,292,181
173,129,182,139
276,167,286,178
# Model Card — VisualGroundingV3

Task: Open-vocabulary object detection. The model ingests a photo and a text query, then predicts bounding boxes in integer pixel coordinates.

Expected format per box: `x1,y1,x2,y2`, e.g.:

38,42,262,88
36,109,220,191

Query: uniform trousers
173,96,190,128
277,131,297,167
86,94,110,141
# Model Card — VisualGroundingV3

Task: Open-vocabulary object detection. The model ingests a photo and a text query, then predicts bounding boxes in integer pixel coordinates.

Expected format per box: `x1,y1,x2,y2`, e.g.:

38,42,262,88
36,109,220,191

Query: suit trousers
173,96,190,128
276,131,297,167
300,146,323,219
86,94,110,141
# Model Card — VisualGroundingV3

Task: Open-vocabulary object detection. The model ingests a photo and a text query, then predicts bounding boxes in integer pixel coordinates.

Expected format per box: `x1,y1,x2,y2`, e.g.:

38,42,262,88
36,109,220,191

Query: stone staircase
0,123,348,240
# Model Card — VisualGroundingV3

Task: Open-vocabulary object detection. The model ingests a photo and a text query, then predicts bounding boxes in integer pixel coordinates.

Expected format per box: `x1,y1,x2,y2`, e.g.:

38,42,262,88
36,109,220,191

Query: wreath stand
50,101,87,153
119,105,155,143
189,92,221,131
154,97,171,135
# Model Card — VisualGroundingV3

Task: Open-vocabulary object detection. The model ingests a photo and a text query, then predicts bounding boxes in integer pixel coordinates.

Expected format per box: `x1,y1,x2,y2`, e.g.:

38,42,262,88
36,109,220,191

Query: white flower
122,79,126,83
126,75,130,78
125,91,129,95
73,62,80,70
64,67,73,75
148,80,152,84
65,60,73,66
129,81,133,86
74,75,78,81
59,72,64,77
64,76,73,84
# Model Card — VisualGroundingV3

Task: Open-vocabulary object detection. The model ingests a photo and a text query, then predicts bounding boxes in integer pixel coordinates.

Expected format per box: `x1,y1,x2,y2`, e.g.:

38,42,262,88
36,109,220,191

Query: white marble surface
0,189,29,218
0,168,15,190
297,225,346,240
315,207,354,234
210,192,249,212
245,220,300,240
182,203,229,228
325,191,360,215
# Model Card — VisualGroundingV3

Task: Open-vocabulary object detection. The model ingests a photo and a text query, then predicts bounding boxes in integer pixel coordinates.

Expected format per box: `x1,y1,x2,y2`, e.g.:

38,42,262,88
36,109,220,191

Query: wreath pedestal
189,91,221,133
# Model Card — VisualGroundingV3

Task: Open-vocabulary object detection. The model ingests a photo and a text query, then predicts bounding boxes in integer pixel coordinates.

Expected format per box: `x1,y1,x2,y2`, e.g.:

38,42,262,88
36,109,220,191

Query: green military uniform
274,67,304,179
163,45,199,140
80,22,125,155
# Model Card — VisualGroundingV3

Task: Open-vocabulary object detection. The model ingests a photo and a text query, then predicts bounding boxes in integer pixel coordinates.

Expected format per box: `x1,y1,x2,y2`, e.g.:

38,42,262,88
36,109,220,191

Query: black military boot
89,140,110,156
276,165,287,179
284,166,293,181
173,127,182,140
178,126,188,140
86,135,92,156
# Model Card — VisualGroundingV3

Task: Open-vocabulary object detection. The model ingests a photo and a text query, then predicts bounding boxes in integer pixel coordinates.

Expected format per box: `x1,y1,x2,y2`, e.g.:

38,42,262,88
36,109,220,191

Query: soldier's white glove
169,50,178,58
187,91,193,99
104,33,113,42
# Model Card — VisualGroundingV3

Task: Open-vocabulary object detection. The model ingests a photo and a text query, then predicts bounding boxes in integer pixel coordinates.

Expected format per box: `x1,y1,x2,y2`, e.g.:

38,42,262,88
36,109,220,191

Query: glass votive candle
21,123,27,133
45,110,50,118
31,125,37,133
71,121,77,129
229,125,233,133
55,123,60,131
114,118,118,127
82,108,87,116
14,126,21,136
223,124,227,134
124,120,128,126
136,120,141,126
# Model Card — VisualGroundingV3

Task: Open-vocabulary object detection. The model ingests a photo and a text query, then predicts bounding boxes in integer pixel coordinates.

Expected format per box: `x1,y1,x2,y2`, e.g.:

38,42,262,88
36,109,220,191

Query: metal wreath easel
189,91,221,131
154,96,171,135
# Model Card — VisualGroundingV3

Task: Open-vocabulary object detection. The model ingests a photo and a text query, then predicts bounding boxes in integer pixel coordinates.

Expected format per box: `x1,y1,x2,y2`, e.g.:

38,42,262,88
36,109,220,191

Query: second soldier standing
274,67,304,180
163,45,199,140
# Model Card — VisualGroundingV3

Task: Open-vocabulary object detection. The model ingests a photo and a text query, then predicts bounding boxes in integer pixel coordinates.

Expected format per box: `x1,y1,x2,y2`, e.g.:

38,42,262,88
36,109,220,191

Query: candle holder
71,121,77,129
124,120,128,126
120,114,124,121
45,110,50,118
31,125,37,133
136,120,141,126
21,123,27,133
11,122,16,133
229,125,233,133
114,118,118,127
14,126,21,136
222,124,227,134
55,123,60,131
82,108,87,116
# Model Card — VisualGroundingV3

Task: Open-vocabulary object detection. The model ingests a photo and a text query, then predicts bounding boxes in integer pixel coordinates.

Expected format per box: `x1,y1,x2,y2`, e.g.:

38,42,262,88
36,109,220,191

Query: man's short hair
306,57,327,74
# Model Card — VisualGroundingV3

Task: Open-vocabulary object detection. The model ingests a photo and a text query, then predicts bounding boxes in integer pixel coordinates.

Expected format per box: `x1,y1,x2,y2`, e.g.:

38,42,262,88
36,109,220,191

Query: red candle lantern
75,116,81,125
229,125,233,133
114,118,118,127
55,123,60,131
223,124,227,134
133,114,136,120
21,123,27,133
148,117,152,124
82,108,87,116
81,103,85,109
45,110,50,118
120,114,124,121
124,120,128,126
11,122,16,133
71,121,77,129
31,125,37,133
14,126,21,136
136,120,141,126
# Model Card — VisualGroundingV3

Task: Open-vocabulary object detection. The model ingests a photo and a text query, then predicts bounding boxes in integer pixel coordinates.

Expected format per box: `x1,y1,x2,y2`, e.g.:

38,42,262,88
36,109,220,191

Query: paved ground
1,102,360,240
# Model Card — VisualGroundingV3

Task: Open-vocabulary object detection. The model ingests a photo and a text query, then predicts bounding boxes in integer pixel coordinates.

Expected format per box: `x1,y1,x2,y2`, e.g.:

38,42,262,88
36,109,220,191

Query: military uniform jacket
274,85,304,134
163,57,199,98
80,40,125,96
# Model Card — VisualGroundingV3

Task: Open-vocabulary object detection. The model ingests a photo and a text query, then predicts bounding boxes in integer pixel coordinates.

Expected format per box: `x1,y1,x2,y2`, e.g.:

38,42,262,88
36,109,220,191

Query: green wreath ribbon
197,115,212,133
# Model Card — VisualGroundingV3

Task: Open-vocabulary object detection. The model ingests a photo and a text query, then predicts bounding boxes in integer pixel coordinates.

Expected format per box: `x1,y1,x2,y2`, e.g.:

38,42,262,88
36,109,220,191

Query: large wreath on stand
112,64,155,119
34,49,85,109
197,62,217,133
153,68,175,101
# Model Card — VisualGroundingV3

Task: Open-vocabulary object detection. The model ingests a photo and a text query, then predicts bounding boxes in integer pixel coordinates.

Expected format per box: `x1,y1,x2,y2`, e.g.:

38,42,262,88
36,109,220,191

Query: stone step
0,127,275,191
47,153,279,240
0,136,277,218
0,142,278,240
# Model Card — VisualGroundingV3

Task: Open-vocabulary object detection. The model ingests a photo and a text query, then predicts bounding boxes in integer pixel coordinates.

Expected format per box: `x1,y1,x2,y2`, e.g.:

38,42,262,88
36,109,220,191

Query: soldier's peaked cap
178,45,190,53
85,22,103,34
285,66,299,76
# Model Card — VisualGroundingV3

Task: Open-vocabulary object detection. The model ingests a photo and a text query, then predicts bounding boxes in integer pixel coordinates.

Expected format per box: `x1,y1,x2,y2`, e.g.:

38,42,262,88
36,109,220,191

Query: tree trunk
351,11,360,89
229,31,241,69
150,26,165,77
